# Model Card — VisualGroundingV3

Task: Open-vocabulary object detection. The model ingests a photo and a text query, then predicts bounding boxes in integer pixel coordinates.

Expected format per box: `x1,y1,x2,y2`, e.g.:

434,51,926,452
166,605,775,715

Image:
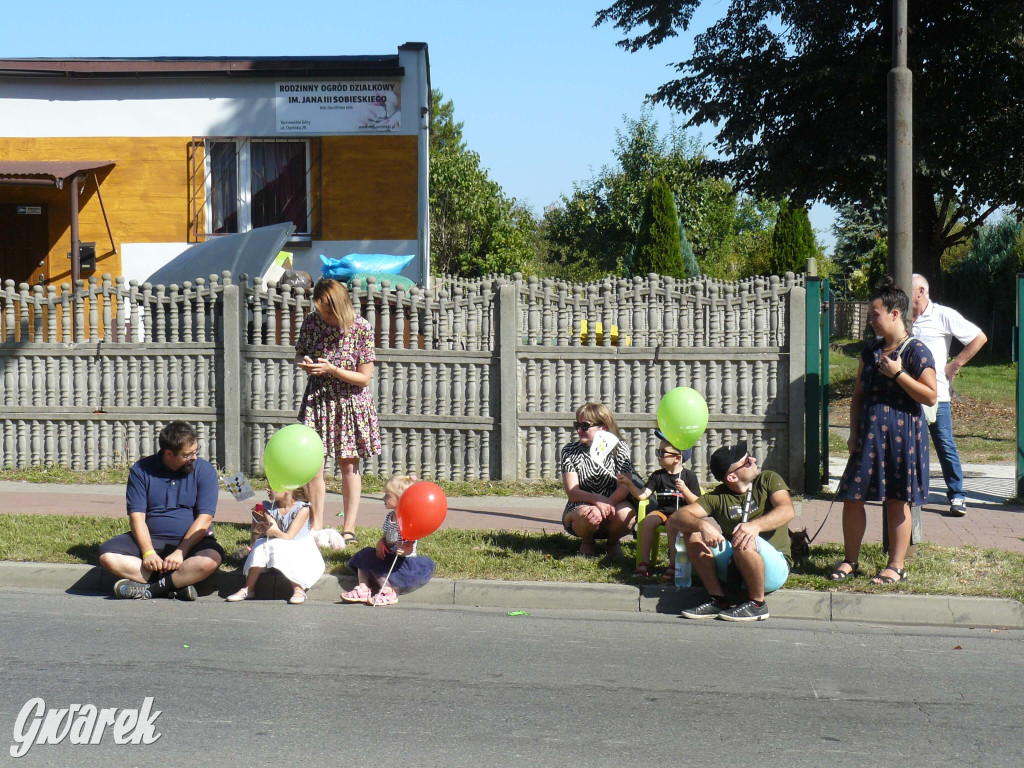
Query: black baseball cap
709,441,749,482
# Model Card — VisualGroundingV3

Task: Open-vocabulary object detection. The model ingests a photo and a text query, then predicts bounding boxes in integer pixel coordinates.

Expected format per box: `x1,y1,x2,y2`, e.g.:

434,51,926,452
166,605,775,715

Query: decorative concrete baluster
2,280,13,342
722,355,734,415
44,421,56,466
16,421,28,469
3,421,14,468
394,432,407,477
252,355,266,413
738,360,750,415
769,276,781,346
437,425,450,479
467,362,480,418
419,289,433,350
29,418,40,465
768,361,779,414
631,277,645,347
17,282,30,343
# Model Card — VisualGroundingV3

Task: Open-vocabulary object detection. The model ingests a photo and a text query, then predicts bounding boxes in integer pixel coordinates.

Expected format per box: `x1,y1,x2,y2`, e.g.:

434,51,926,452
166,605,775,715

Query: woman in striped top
560,402,638,559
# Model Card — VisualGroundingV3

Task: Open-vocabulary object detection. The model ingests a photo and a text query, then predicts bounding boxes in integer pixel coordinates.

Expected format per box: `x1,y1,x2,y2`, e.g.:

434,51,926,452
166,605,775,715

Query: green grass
4,514,1022,602
827,338,1017,464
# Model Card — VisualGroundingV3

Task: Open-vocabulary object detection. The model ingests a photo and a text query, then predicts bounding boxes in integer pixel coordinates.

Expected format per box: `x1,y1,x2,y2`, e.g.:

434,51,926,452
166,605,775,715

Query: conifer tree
634,176,684,278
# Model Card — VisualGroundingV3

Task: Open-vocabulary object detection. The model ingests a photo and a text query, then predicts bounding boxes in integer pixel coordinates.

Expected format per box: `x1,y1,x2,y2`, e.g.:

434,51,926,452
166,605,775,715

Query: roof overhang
0,57,404,79
0,160,115,189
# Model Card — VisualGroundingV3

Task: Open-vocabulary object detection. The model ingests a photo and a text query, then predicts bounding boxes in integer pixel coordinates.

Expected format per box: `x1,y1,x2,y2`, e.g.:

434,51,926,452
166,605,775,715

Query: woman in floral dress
295,279,381,543
831,276,936,585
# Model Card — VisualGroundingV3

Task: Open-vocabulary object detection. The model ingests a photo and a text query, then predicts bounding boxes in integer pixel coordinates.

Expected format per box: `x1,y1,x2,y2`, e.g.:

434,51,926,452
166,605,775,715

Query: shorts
99,532,225,569
561,500,638,537
642,508,675,525
710,538,790,594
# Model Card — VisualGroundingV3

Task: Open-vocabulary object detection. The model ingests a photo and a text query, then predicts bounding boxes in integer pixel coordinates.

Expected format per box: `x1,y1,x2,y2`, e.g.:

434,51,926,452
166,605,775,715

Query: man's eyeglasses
573,421,595,432
177,448,199,460
729,455,755,473
655,449,682,459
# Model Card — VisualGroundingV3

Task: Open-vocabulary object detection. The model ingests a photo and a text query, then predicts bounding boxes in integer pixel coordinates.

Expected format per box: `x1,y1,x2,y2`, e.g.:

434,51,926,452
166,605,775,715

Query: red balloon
396,481,448,541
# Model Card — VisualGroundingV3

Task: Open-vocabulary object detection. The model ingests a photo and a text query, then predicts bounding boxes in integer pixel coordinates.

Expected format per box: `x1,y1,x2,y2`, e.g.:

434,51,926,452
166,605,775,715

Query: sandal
370,586,398,606
871,565,908,584
342,532,358,547
225,587,252,602
288,588,307,605
829,560,860,581
340,584,372,604
661,567,675,582
633,561,651,578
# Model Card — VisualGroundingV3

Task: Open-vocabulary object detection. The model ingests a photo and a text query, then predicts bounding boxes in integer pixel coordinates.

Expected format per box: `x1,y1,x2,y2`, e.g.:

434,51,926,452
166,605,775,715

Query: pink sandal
370,587,398,606
340,584,372,604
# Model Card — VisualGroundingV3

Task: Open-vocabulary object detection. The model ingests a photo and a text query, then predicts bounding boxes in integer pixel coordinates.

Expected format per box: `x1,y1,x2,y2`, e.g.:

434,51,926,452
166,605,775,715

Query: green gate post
1017,274,1024,498
821,278,831,485
805,275,822,493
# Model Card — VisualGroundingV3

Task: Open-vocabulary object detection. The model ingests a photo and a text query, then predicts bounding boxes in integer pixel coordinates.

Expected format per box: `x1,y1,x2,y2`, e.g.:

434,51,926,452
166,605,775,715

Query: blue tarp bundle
320,253,414,282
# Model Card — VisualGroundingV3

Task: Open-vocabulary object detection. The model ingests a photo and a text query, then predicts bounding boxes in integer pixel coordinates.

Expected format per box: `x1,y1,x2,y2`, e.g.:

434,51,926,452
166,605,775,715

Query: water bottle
674,536,691,588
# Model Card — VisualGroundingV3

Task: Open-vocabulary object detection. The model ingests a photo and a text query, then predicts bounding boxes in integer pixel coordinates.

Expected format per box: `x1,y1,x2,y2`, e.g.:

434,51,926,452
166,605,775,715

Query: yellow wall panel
321,135,419,241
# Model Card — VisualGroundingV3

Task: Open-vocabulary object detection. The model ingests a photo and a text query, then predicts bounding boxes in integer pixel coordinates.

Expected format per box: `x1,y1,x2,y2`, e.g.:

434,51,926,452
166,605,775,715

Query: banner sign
275,80,401,134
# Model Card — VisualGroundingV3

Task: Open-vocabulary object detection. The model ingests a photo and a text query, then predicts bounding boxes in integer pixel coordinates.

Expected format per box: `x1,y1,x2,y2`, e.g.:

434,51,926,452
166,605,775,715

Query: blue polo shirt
125,454,219,540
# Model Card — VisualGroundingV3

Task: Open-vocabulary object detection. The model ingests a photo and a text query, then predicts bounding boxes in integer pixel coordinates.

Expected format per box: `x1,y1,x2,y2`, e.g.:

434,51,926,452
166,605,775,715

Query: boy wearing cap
667,441,794,621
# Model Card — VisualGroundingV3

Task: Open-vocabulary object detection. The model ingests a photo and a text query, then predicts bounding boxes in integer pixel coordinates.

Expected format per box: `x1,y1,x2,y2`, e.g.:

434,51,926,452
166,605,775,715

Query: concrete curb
2,561,1021,628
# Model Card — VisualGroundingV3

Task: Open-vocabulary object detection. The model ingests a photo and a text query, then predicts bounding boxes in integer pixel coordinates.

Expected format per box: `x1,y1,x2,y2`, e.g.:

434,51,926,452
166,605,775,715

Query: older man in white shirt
911,274,988,517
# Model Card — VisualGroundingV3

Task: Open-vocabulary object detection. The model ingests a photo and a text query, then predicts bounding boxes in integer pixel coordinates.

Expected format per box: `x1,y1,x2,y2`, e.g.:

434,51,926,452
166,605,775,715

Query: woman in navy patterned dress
295,279,381,543
560,402,638,559
831,277,936,584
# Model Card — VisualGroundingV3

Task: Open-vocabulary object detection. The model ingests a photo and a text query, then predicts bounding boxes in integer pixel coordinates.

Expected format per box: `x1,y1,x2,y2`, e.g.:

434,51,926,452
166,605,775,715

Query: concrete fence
0,271,808,489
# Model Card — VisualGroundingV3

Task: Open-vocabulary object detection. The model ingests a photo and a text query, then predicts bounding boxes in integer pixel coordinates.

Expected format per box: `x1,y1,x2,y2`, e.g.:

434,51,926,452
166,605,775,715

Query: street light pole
888,0,913,300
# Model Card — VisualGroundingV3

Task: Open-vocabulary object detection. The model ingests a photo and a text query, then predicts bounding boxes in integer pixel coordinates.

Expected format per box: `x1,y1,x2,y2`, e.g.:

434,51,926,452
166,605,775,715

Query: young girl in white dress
226,485,325,604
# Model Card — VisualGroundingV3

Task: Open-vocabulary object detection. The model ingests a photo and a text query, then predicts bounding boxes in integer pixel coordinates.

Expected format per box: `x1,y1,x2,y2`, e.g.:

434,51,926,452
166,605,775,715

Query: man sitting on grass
98,421,223,600
668,441,795,622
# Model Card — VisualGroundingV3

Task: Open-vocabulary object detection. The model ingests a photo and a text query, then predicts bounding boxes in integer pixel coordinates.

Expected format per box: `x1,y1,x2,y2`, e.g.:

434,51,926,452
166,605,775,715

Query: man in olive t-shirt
667,441,795,622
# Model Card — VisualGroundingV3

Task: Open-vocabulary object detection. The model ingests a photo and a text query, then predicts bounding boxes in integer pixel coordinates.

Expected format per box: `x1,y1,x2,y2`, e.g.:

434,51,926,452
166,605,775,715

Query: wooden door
0,203,49,287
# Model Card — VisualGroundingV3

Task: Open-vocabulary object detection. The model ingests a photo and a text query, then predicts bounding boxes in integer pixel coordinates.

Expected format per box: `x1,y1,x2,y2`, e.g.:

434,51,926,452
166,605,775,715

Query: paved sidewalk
5,459,1024,551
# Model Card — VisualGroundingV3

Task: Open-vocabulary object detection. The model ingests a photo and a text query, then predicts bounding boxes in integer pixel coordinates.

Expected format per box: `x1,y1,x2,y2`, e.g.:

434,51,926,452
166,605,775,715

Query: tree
429,90,538,277
770,199,813,276
595,1,1024,285
945,216,1024,357
679,225,699,278
634,176,684,277
543,109,740,279
769,199,817,276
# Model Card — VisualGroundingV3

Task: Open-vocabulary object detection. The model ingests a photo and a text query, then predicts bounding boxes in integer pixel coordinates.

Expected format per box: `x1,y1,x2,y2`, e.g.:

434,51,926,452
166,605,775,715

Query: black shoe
718,599,769,622
680,597,729,620
114,579,152,600
167,585,198,601
948,498,967,517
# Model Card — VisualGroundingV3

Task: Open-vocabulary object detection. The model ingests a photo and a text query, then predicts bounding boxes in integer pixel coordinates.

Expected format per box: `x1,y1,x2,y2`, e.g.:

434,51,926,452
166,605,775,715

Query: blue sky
3,0,837,251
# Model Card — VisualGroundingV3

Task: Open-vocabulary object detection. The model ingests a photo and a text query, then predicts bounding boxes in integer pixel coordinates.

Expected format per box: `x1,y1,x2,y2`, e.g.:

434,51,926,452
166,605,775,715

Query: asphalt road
1,589,1022,767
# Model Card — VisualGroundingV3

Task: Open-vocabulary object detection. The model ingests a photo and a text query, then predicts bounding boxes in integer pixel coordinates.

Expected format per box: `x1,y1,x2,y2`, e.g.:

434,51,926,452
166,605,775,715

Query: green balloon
263,424,325,490
656,387,709,450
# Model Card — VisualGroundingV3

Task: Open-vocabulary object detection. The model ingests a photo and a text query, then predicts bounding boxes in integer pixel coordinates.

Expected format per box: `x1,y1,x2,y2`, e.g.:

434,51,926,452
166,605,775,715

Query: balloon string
378,551,400,597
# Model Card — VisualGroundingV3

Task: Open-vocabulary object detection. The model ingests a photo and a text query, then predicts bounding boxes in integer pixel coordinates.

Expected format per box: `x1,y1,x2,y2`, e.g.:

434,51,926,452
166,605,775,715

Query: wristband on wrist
141,549,156,560
893,370,904,381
